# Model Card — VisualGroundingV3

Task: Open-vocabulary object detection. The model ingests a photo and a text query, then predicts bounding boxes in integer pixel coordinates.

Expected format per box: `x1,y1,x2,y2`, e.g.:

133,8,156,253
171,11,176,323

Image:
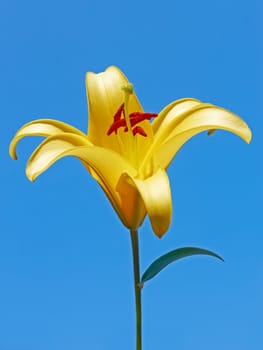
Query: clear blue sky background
0,0,262,349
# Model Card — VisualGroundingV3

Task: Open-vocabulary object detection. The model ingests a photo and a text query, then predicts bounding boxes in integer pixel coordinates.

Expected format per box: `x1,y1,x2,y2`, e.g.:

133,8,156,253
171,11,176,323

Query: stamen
129,112,158,127
107,119,126,135
106,83,158,168
113,103,124,122
129,112,158,121
107,109,158,136
132,126,147,137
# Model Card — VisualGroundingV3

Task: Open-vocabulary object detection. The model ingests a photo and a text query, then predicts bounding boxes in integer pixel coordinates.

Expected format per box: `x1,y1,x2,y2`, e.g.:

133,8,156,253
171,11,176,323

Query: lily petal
86,66,141,150
26,138,146,229
153,104,252,169
139,99,202,172
118,169,172,238
26,133,92,181
9,119,86,160
66,147,145,230
152,98,201,134
86,66,153,160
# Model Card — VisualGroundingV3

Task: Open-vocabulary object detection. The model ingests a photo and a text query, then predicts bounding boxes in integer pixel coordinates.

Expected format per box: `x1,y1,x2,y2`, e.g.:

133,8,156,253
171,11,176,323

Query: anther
107,104,158,138
107,119,126,135
132,126,147,137
129,112,158,127
113,103,124,122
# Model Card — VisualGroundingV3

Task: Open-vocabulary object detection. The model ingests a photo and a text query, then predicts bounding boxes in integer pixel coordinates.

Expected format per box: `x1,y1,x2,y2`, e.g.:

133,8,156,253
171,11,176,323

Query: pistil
122,83,134,138
121,83,138,166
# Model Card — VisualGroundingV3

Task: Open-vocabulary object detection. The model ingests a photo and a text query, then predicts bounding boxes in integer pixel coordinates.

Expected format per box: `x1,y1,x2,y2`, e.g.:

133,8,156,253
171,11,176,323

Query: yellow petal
26,133,92,181
152,98,201,134
66,147,145,230
140,99,202,172
153,103,252,169
86,66,142,149
118,169,172,238
26,138,145,229
86,66,153,160
9,119,86,160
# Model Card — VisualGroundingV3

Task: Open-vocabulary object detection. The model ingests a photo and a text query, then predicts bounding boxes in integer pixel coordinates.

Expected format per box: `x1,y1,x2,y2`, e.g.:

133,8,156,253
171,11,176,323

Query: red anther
129,112,158,128
113,103,124,122
107,105,158,137
107,119,126,135
107,104,126,135
132,126,147,137
129,112,158,121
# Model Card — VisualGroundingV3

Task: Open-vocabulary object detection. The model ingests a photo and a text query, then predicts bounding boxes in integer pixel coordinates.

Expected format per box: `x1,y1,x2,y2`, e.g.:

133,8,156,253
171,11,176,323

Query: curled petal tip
26,167,37,182
9,140,18,160
27,174,36,183
10,152,18,160
239,123,252,144
245,128,252,144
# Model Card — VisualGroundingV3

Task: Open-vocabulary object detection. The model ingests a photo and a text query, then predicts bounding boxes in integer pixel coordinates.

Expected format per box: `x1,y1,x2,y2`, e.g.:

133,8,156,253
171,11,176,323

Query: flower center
107,104,158,137
106,83,158,168
107,85,158,137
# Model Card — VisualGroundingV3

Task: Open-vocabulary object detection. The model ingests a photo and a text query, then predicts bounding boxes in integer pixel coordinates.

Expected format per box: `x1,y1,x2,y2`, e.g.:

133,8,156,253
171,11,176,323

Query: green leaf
141,247,224,284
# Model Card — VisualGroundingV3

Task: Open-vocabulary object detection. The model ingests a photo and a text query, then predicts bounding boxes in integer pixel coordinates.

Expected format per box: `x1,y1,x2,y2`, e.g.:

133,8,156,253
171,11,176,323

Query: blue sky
0,0,262,349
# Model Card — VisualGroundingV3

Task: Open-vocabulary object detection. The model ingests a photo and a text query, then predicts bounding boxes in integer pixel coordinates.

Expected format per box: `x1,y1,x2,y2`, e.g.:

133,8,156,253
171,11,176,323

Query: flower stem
130,229,142,350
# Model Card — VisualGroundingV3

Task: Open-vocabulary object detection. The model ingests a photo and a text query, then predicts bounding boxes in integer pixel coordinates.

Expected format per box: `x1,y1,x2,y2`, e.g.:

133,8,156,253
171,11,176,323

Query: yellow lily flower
9,66,252,237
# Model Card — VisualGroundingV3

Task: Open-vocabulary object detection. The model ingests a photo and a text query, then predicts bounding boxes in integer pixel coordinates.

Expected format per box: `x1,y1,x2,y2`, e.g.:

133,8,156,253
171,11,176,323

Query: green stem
130,229,142,350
